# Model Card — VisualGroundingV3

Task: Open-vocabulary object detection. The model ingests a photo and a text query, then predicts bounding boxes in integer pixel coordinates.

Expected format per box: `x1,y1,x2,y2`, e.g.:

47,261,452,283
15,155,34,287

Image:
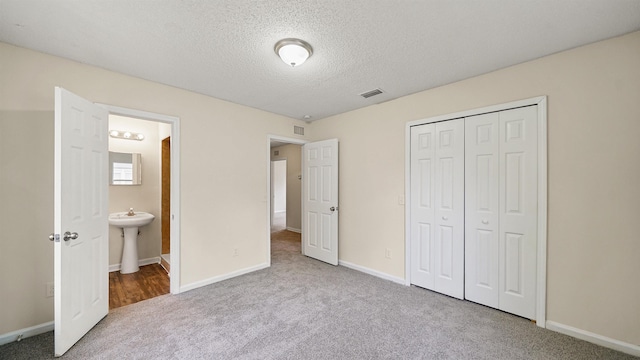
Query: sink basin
109,212,155,228
109,211,155,274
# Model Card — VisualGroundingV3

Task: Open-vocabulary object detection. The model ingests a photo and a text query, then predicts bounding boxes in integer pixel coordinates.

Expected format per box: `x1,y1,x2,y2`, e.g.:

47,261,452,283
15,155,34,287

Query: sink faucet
127,208,135,216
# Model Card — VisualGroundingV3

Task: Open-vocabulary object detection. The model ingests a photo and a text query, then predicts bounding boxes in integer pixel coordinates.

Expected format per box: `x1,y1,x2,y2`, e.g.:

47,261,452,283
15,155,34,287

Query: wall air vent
359,88,384,99
294,126,304,135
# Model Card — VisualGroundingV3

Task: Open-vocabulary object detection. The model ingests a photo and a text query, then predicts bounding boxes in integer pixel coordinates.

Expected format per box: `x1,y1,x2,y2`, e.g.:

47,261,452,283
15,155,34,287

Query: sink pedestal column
120,227,140,274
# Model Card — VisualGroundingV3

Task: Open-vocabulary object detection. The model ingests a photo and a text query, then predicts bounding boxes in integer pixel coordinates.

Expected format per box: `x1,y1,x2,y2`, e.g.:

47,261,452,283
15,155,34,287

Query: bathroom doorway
107,114,170,308
102,104,181,307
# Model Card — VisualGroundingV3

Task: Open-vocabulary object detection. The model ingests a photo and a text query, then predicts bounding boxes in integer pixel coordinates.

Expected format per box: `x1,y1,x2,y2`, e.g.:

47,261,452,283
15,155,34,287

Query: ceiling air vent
294,126,304,135
359,88,384,99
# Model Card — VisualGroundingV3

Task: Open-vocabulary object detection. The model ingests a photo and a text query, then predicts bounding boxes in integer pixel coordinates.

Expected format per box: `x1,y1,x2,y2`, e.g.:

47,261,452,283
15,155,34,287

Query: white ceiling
1,1,639,121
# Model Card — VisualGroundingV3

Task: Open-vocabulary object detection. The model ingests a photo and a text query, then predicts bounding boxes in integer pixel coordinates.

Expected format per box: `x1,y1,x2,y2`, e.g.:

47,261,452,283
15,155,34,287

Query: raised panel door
433,119,465,299
302,139,339,265
411,120,464,299
499,106,538,319
464,112,500,308
54,87,109,356
410,124,436,290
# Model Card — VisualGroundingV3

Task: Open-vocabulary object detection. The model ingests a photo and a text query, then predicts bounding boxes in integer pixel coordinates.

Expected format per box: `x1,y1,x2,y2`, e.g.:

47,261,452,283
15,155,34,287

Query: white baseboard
180,263,270,293
286,227,301,233
109,256,161,272
0,321,54,346
338,260,405,285
546,321,640,357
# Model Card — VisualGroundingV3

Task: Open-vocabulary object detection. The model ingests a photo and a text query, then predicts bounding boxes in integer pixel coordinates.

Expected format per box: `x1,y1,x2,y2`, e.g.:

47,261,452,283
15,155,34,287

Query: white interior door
54,87,109,356
433,120,465,299
302,139,339,265
465,112,500,308
410,124,436,290
410,120,464,299
498,106,538,319
464,106,538,319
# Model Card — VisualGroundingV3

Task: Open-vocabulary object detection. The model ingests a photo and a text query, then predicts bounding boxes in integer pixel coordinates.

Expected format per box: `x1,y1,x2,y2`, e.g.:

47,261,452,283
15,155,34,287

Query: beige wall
0,111,55,334
271,144,302,231
108,115,171,266
310,31,640,345
0,42,307,334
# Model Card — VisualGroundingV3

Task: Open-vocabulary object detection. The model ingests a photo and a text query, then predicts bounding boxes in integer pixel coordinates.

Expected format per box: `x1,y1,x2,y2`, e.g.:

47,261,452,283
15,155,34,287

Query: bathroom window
112,162,133,185
109,151,142,185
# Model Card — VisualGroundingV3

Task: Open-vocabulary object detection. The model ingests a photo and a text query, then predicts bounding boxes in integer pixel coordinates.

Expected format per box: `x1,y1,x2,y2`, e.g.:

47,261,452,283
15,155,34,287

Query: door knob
48,233,59,242
442,216,448,221
330,206,338,212
481,220,489,225
63,231,79,241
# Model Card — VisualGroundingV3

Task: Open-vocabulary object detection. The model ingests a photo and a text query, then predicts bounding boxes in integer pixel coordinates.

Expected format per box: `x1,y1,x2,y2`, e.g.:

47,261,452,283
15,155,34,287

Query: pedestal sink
109,211,155,274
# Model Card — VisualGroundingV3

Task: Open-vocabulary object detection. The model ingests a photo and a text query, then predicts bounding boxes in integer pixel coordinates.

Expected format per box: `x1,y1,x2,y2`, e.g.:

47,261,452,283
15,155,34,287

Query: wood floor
109,264,170,309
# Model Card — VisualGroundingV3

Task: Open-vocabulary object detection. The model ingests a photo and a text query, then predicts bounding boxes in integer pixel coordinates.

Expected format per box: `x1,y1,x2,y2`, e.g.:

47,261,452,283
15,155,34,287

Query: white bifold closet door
465,106,538,319
410,119,465,299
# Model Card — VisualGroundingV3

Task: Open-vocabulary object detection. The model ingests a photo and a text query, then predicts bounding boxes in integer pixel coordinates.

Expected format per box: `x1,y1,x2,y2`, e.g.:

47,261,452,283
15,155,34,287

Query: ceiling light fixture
274,38,313,67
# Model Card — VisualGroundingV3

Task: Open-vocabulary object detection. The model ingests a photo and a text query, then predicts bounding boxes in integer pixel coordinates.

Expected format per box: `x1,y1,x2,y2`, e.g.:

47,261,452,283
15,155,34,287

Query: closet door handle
442,216,448,221
481,220,489,225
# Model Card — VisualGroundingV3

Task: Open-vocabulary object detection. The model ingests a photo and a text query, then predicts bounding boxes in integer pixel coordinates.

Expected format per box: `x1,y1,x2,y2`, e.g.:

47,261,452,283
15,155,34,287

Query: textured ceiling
1,1,639,121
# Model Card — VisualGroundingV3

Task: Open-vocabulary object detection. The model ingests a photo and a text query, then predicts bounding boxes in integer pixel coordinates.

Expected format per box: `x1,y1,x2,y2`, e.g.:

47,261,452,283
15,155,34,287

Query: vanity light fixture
109,130,145,141
274,38,313,67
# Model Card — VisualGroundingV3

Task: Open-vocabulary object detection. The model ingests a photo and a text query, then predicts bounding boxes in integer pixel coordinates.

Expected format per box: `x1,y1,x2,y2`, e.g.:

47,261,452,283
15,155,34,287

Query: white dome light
274,38,313,67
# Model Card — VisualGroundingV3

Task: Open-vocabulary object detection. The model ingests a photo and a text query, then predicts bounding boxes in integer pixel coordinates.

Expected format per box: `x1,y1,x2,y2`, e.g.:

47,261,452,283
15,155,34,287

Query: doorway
53,89,182,355
267,136,306,264
107,114,171,308
102,104,181,295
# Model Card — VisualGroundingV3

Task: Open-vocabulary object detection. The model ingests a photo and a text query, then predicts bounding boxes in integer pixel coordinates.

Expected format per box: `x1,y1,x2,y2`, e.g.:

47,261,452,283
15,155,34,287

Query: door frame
404,95,548,327
98,104,182,294
266,135,307,266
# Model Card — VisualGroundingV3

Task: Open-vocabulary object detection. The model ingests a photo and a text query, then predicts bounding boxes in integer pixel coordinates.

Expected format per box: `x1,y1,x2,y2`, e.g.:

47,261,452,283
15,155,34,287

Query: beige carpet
0,230,634,359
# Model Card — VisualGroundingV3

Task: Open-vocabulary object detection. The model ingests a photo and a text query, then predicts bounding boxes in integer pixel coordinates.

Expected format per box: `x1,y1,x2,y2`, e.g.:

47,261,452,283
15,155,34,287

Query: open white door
53,87,109,356
302,139,339,265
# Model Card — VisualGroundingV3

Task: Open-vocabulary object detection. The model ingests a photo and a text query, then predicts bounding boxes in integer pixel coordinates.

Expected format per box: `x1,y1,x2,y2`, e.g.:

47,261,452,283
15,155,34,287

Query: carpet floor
0,230,635,359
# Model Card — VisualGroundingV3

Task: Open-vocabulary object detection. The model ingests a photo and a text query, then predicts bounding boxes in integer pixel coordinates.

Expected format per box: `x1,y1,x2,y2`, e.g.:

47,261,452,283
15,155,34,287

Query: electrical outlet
385,248,392,259
46,282,54,297
233,248,239,257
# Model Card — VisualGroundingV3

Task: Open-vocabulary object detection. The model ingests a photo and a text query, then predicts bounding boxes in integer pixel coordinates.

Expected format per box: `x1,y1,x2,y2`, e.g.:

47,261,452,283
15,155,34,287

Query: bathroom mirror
109,152,142,185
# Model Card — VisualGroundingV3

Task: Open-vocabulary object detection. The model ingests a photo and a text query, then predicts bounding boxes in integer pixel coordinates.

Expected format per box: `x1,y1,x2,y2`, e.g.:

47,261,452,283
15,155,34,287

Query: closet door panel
499,106,538,319
434,119,465,299
410,124,436,290
465,113,500,308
